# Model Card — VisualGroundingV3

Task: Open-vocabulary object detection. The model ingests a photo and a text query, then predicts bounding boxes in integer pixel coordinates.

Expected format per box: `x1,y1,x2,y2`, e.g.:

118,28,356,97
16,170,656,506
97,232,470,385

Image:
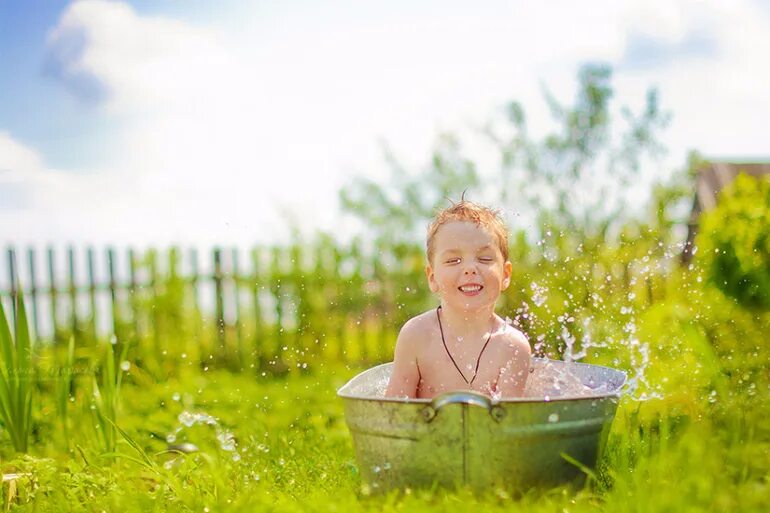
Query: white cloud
0,132,46,183
5,0,767,248
0,131,142,243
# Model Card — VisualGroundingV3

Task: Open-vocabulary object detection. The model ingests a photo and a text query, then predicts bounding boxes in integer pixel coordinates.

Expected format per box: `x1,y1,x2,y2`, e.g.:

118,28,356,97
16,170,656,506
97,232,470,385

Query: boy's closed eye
444,256,495,264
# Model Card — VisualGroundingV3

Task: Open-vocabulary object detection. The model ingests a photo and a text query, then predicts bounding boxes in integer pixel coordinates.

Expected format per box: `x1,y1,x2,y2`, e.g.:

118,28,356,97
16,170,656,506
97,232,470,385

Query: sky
1,0,769,253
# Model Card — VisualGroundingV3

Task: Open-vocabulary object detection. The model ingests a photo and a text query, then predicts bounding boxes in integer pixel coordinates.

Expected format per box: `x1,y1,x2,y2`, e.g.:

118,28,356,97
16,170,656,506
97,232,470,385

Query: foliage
0,292,34,453
89,339,130,454
489,64,671,238
339,64,672,252
340,133,481,246
697,173,770,310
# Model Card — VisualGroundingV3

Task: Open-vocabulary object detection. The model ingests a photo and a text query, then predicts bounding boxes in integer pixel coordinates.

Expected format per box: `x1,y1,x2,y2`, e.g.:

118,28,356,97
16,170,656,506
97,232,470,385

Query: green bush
697,173,770,310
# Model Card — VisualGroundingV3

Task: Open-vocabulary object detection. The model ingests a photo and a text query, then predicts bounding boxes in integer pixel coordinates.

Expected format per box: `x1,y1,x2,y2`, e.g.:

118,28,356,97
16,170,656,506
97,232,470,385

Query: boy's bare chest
415,333,506,398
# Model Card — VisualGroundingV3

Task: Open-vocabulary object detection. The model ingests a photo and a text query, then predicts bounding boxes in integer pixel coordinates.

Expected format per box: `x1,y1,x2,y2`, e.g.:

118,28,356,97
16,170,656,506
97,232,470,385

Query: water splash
530,282,549,307
166,410,240,460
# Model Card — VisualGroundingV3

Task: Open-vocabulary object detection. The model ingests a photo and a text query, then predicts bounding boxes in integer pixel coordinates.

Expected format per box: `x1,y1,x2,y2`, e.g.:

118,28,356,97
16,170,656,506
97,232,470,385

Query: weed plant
0,293,33,453
89,339,130,455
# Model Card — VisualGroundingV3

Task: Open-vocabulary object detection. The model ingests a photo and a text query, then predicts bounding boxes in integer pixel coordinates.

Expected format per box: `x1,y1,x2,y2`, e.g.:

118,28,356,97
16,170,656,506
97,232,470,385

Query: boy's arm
496,329,532,398
385,321,421,398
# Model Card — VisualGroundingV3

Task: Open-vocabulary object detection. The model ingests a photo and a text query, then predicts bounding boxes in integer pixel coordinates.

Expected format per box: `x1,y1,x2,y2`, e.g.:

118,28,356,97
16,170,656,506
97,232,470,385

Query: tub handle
421,391,506,423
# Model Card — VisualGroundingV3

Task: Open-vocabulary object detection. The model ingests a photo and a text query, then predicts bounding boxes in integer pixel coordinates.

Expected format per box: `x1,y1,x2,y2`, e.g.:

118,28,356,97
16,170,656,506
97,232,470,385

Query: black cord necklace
436,306,493,386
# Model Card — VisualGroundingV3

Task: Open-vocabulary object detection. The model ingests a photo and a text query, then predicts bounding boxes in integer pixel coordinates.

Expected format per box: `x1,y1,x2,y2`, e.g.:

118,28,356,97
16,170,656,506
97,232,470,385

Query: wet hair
426,197,510,264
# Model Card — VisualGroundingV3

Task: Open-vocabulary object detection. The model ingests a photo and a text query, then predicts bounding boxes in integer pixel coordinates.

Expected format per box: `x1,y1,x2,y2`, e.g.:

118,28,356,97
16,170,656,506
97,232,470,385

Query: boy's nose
463,267,477,275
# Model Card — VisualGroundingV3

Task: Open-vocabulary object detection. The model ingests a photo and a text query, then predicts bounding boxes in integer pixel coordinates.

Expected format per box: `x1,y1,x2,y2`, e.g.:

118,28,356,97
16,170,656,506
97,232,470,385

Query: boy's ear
425,265,439,293
501,260,512,291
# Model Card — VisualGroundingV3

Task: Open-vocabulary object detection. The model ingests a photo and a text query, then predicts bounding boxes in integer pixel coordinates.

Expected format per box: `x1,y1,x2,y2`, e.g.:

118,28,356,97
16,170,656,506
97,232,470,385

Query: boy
385,200,531,399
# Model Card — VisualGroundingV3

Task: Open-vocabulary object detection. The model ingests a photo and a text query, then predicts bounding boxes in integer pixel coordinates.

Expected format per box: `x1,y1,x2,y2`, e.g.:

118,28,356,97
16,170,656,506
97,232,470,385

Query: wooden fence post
373,241,388,362
47,247,58,343
148,250,161,362
189,248,202,366
289,243,304,357
333,245,346,362
213,248,226,363
350,239,365,362
128,248,139,342
87,247,98,342
312,241,327,359
27,248,40,340
231,248,244,369
270,246,284,368
7,247,17,332
251,248,263,370
67,247,78,341
107,248,119,338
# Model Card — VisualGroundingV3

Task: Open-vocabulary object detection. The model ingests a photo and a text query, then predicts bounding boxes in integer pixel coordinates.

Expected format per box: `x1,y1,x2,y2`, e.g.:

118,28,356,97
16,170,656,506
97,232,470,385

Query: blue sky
1,0,769,249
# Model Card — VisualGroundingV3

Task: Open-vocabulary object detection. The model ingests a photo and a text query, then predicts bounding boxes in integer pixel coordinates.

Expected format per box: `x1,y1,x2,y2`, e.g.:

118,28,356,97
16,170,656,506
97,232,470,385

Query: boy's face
426,221,512,312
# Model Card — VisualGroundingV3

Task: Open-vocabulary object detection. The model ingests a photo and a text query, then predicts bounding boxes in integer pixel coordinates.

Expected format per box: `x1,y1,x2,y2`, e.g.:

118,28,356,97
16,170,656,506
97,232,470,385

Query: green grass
89,339,130,455
1,353,767,512
0,293,33,453
1,262,768,511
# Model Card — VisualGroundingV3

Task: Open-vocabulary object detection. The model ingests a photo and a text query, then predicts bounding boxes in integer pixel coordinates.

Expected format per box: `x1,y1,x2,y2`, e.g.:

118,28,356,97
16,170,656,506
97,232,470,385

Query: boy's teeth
460,285,482,292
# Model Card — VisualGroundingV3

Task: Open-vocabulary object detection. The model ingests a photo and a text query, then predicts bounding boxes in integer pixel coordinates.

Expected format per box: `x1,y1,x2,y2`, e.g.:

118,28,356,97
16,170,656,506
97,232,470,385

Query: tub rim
337,358,627,405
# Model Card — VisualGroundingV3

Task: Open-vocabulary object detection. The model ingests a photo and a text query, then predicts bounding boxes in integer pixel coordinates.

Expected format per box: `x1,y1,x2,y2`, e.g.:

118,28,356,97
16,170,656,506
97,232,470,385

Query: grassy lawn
2,350,767,512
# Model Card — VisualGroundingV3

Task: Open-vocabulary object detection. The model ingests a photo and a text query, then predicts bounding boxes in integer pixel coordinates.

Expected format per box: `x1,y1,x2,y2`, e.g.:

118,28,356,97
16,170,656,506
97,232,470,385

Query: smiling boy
385,200,531,399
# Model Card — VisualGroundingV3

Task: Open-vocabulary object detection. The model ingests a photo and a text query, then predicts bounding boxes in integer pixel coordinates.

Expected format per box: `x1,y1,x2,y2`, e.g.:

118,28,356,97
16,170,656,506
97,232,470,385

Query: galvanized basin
337,358,626,492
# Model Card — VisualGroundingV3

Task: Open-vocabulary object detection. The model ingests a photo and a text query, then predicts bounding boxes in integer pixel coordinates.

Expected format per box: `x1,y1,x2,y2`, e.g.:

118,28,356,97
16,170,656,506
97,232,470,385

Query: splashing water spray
165,410,240,464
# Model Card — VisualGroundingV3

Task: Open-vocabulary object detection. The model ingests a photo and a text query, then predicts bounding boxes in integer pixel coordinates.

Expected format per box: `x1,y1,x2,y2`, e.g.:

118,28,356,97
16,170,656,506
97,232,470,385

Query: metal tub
337,358,626,491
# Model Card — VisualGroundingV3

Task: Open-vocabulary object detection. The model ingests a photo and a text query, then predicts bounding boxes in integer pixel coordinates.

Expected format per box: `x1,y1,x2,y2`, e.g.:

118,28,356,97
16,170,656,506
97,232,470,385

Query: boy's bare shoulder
495,321,531,356
393,310,437,360
399,309,438,337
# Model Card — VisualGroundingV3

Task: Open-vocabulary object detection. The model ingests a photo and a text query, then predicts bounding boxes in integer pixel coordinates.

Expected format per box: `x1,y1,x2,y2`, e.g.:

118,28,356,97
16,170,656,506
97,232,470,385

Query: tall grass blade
89,338,131,454
561,451,598,483
0,292,34,452
55,336,76,449
104,416,155,469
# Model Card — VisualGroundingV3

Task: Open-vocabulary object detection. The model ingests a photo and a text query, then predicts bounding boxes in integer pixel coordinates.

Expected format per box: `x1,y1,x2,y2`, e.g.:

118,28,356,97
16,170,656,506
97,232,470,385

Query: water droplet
548,413,559,423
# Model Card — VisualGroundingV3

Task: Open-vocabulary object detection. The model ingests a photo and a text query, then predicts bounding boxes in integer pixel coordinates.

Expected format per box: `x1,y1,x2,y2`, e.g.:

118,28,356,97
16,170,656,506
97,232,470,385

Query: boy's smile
426,221,512,311
458,283,483,295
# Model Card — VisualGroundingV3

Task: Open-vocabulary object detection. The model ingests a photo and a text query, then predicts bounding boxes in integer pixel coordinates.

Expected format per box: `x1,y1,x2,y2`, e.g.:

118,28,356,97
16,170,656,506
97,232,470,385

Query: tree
487,63,670,241
697,173,770,310
341,63,672,248
340,133,480,248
